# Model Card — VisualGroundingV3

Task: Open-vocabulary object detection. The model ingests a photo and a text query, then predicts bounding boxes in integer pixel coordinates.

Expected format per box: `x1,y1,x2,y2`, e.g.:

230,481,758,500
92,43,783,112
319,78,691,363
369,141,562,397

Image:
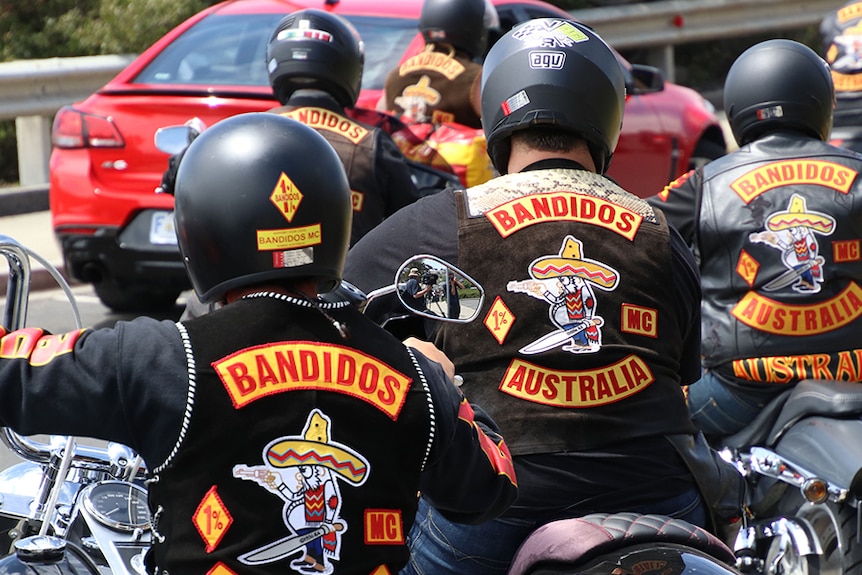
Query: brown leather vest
435,169,697,455
383,45,482,129
273,106,381,245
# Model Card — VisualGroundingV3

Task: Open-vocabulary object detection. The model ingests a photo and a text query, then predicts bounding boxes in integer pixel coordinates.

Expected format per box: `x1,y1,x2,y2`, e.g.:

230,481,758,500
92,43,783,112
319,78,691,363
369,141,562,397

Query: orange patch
194,486,233,553
485,192,642,239
484,296,515,345
498,356,655,408
364,510,404,545
731,282,862,335
620,303,658,338
730,160,856,204
213,341,412,419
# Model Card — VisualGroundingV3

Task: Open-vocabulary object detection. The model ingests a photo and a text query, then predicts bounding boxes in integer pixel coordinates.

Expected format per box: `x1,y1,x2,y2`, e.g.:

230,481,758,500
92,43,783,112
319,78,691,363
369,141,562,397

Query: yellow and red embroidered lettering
731,282,862,336
620,304,657,338
499,356,655,408
364,510,404,545
283,108,369,144
0,327,83,366
485,192,642,240
256,225,321,251
398,52,466,80
833,70,862,93
729,160,857,204
484,296,515,345
269,172,303,222
833,239,861,263
193,486,233,553
213,341,412,419
732,349,862,383
838,2,862,23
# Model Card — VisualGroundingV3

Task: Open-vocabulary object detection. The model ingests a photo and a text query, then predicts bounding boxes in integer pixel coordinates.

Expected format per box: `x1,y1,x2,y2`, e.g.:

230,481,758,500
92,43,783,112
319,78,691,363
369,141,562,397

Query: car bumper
57,209,189,290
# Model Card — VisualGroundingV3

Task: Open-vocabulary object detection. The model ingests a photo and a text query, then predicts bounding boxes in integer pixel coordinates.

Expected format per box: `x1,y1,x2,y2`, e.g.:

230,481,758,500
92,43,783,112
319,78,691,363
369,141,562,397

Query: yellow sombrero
529,236,619,290
266,409,369,485
766,195,835,234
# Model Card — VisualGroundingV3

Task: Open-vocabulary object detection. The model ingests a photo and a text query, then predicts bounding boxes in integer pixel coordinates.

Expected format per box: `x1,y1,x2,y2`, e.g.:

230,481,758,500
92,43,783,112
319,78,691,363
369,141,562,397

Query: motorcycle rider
820,0,862,137
649,39,862,437
267,8,422,246
0,113,517,575
176,8,428,321
382,0,497,129
345,19,732,574
381,0,498,188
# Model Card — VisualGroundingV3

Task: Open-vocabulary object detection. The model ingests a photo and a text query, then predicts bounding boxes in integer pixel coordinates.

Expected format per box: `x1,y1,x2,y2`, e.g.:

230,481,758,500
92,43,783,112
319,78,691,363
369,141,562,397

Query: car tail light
52,106,125,149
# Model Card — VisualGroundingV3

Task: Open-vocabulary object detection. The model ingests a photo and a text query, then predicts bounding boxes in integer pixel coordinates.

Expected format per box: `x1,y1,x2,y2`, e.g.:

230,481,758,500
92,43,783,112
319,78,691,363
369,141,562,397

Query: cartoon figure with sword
233,409,369,575
508,235,619,355
749,194,835,294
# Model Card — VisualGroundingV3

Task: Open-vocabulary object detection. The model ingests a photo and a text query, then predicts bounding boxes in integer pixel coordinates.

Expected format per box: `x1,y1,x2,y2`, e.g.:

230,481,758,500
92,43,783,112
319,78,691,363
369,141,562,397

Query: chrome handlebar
0,235,147,535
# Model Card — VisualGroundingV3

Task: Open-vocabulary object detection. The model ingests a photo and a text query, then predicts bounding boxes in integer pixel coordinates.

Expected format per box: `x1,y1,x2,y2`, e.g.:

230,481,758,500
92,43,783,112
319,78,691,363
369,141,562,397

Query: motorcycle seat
507,512,736,575
723,379,862,449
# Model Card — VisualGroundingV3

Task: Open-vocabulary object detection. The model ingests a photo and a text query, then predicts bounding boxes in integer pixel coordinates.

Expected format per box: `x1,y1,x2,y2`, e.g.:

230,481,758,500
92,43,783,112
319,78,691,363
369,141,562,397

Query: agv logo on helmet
529,51,565,70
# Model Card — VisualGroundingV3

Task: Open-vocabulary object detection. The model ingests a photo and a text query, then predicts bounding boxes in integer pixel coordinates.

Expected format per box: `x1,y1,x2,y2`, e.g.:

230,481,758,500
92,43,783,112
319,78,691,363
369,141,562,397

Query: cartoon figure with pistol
233,409,369,575
508,235,619,355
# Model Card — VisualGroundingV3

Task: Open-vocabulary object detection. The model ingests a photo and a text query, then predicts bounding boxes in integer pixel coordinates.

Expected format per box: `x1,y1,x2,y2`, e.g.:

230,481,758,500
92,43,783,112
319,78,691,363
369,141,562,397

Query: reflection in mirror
395,255,484,323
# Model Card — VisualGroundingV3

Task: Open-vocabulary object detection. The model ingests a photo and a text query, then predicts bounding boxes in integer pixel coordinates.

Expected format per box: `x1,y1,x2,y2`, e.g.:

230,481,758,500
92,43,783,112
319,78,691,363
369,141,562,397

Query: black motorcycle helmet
174,113,352,303
266,9,364,108
480,18,625,175
419,0,493,59
724,39,835,147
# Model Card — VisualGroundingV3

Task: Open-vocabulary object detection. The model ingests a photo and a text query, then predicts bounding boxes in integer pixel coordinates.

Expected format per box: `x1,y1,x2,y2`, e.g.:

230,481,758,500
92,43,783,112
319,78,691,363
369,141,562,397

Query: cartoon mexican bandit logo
234,409,369,575
749,194,836,294
507,235,619,355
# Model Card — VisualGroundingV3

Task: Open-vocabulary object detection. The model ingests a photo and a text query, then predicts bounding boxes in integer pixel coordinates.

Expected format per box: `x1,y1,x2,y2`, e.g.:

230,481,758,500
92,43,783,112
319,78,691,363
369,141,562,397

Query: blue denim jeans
398,488,706,575
688,371,768,436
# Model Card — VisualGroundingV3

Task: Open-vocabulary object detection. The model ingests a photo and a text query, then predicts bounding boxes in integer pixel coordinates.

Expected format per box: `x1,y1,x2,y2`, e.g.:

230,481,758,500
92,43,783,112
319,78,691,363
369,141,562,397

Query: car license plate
150,211,177,245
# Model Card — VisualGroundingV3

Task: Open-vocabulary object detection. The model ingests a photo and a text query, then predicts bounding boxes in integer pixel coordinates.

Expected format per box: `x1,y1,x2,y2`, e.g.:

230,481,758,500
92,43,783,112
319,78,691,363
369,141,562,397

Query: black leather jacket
652,132,862,387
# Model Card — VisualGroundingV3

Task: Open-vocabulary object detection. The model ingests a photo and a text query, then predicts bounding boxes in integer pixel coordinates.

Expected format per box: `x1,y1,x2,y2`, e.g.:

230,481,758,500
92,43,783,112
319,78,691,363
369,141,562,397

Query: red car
49,0,726,312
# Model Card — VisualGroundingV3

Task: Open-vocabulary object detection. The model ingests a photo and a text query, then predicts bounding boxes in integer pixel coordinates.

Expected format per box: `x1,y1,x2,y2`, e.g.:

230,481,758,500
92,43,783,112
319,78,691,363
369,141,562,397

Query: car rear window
133,13,419,92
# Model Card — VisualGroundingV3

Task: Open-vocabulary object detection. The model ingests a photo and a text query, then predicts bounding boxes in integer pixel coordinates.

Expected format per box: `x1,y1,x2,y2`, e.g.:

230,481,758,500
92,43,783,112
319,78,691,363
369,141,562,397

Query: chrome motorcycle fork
729,445,848,574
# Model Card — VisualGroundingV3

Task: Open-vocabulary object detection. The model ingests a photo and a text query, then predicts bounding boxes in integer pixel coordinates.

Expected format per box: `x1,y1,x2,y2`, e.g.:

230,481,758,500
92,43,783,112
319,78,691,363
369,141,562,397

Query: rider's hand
403,337,456,383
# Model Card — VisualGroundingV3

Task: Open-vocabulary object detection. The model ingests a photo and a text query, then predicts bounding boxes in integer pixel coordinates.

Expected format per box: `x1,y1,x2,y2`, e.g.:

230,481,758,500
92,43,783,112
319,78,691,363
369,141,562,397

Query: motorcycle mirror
383,255,484,323
154,123,202,155
154,125,193,155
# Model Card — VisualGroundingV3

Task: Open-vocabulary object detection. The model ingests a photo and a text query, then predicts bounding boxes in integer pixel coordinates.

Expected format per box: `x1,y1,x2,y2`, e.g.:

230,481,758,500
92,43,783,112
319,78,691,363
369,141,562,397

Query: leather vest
698,133,862,386
273,105,380,245
435,169,697,455
383,46,482,129
147,296,431,575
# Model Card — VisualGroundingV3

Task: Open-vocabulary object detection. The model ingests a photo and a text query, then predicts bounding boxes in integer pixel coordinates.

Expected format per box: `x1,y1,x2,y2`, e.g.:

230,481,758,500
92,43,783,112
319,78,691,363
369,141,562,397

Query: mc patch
620,303,657,338
364,509,404,545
